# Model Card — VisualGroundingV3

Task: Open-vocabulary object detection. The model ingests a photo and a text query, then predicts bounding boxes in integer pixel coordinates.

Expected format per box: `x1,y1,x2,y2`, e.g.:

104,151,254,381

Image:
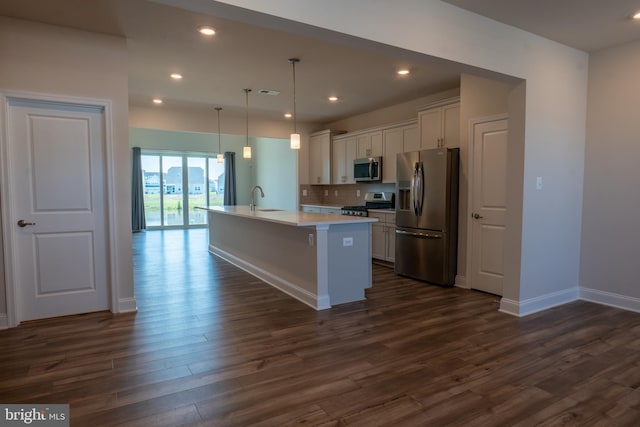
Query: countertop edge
200,206,378,227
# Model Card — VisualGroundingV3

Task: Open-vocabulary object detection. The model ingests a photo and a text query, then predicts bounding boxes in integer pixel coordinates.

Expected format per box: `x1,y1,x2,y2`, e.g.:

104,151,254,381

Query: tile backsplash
299,183,395,207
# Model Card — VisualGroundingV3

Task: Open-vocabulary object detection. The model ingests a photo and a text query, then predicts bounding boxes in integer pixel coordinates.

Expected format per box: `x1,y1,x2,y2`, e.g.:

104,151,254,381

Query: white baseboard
454,274,468,289
118,297,138,313
499,287,579,317
580,287,640,313
0,313,7,329
209,244,330,310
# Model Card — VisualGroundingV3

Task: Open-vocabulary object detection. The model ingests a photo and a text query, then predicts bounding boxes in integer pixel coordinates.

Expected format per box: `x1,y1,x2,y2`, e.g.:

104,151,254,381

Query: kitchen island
202,206,378,310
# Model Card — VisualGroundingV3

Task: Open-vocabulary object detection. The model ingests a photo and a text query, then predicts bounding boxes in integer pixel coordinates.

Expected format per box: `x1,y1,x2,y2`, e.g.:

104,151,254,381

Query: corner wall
580,39,640,312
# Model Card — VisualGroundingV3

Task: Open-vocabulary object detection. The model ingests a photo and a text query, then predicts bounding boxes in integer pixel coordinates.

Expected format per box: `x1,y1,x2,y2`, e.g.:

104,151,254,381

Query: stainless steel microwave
354,157,382,182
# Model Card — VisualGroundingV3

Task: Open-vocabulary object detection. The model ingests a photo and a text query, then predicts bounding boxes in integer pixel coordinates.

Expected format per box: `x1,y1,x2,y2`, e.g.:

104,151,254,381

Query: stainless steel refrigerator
395,148,459,285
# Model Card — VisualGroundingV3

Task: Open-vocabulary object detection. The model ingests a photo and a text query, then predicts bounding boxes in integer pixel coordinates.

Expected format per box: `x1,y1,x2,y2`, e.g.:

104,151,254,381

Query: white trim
416,96,460,112
499,287,579,317
118,298,138,313
580,287,640,313
454,274,468,289
465,114,509,295
0,313,7,330
331,118,418,141
0,90,118,326
209,244,330,311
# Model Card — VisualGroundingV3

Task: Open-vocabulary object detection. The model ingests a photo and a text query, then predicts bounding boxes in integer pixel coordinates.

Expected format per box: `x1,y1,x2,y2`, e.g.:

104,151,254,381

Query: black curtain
131,147,146,232
223,151,237,205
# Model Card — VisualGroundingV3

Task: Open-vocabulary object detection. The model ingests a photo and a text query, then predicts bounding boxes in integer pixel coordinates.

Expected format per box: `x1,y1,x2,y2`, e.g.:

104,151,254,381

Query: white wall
324,88,460,132
580,39,640,310
212,0,589,315
0,17,134,320
458,74,513,283
253,137,298,210
130,104,316,187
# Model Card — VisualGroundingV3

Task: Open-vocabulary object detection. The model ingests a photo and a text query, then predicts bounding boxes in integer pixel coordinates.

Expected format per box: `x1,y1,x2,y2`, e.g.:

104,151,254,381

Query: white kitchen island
202,206,378,310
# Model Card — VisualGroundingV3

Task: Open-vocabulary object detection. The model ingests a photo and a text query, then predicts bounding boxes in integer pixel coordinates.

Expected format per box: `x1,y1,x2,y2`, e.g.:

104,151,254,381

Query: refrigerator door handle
416,162,424,216
396,229,442,239
411,166,417,216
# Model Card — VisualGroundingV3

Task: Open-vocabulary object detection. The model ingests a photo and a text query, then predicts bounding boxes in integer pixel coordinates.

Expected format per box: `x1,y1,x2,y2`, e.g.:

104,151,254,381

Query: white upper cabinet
382,123,418,183
356,131,383,158
309,130,332,185
332,135,356,184
418,101,460,149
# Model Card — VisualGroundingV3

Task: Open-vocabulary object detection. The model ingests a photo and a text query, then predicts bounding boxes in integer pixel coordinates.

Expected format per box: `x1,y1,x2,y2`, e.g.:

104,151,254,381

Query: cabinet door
402,125,419,152
386,224,396,262
356,131,383,158
371,222,386,260
309,133,330,184
344,137,357,183
383,128,402,183
356,133,370,158
442,103,460,148
419,108,442,149
332,138,346,184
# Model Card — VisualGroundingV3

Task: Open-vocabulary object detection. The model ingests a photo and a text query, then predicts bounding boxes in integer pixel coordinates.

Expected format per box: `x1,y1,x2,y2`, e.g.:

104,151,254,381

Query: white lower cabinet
369,211,396,262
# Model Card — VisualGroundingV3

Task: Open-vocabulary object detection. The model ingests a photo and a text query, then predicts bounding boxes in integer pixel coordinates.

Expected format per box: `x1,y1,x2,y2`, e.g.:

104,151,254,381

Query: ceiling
1,0,640,125
443,0,640,53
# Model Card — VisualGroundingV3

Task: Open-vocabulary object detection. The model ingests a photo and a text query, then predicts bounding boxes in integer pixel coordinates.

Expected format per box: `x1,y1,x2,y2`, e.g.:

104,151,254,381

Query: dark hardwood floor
2,228,640,426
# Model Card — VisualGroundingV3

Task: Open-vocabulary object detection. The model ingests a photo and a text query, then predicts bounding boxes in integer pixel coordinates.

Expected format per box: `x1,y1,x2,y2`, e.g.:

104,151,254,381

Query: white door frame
465,113,509,292
0,90,119,327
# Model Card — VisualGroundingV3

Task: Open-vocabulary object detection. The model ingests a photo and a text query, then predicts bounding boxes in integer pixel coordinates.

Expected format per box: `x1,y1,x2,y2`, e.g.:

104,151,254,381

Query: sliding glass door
141,152,225,229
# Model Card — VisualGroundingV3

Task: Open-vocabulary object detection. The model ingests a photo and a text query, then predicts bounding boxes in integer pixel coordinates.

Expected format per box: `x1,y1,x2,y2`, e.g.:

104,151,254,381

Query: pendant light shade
243,88,252,159
215,107,224,163
289,58,300,150
290,132,300,150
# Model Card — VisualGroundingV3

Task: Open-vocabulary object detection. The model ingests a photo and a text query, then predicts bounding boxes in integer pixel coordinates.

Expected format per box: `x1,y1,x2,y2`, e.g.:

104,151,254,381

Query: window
141,151,225,229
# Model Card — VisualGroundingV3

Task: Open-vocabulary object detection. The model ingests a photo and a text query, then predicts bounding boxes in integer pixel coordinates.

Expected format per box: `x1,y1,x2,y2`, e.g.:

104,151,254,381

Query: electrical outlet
536,176,543,190
308,233,314,246
334,190,338,197
356,189,360,197
302,189,307,196
343,237,353,247
324,189,328,196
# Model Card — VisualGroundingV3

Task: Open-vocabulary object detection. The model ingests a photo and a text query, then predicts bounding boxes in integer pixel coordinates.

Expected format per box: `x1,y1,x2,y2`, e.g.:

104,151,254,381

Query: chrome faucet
250,185,264,211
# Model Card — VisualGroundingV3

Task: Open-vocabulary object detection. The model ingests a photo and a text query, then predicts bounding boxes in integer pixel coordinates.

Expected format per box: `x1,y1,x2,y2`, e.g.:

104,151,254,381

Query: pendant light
215,107,223,163
289,58,300,150
243,88,252,159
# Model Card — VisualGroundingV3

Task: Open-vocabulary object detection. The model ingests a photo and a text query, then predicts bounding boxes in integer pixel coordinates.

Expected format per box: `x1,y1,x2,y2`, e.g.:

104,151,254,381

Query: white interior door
6,98,109,322
470,118,508,296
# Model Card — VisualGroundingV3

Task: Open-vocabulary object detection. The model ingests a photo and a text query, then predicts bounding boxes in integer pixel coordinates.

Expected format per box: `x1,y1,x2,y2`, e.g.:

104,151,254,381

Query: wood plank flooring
1,228,640,425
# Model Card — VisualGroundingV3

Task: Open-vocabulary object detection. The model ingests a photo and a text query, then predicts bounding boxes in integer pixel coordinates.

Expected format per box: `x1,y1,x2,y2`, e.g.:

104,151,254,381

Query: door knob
17,219,36,227
472,213,483,220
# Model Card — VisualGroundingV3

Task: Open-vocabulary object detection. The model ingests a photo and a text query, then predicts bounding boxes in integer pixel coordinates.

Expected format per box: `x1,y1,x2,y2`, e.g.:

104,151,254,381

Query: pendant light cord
244,89,251,147
292,60,297,134
215,107,222,153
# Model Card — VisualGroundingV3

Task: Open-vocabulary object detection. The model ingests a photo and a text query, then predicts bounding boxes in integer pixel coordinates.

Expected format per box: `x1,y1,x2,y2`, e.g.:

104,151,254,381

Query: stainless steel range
341,192,394,216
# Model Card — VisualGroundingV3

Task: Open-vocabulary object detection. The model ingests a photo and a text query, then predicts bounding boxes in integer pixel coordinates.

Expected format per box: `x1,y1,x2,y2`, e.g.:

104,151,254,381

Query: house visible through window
141,152,225,229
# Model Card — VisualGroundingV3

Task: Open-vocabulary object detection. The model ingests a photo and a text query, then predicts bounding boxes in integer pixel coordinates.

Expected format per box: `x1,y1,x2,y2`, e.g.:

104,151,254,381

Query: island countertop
200,205,378,227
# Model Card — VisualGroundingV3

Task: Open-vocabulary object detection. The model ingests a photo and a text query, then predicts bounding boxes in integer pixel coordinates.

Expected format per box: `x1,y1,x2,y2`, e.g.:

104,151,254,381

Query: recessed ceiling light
328,96,339,102
284,113,292,118
397,69,410,76
633,11,640,20
198,26,216,36
170,73,183,80
152,98,163,104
